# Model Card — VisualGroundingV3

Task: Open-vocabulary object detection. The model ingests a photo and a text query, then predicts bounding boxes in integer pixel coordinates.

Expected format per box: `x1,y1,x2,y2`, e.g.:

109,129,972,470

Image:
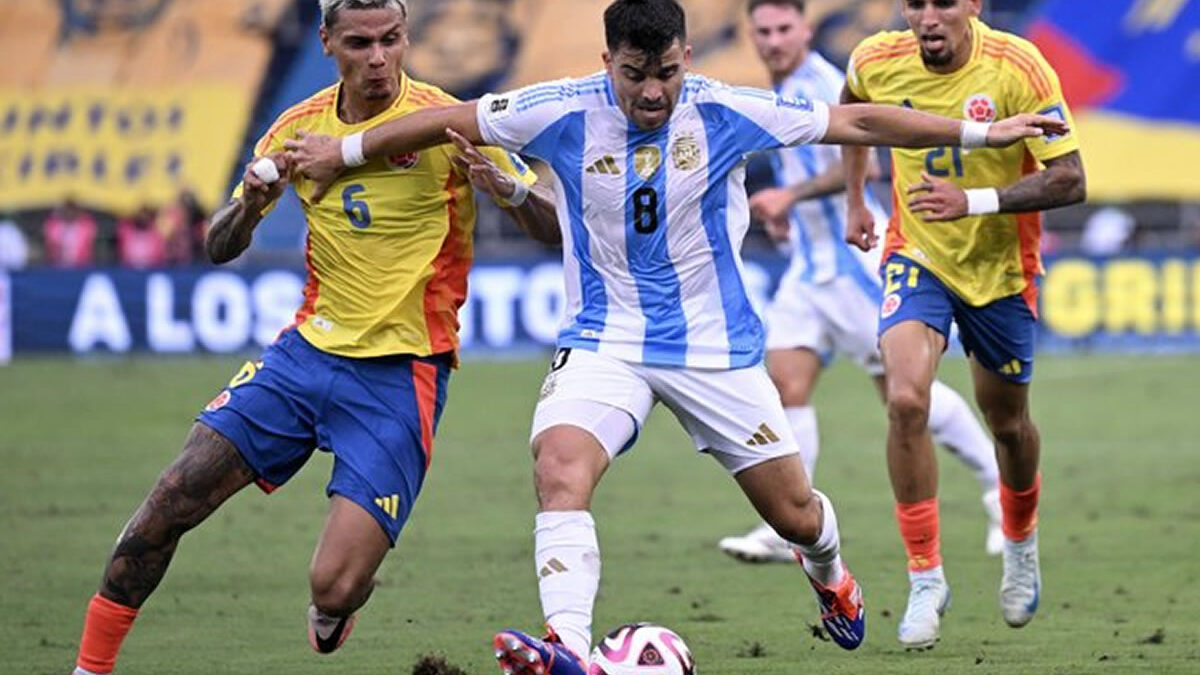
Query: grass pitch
3,353,1199,673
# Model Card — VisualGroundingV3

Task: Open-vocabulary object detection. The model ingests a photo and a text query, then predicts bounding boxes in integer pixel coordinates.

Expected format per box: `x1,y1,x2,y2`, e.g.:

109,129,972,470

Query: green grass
3,354,1199,674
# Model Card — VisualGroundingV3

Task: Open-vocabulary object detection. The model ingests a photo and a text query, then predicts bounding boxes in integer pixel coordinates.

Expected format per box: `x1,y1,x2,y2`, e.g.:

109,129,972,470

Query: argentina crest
671,134,702,171
633,145,662,180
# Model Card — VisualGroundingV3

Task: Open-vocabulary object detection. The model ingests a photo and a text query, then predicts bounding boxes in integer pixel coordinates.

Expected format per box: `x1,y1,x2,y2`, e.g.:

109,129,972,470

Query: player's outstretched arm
750,86,885,228
823,104,1069,150
286,102,482,202
206,155,289,264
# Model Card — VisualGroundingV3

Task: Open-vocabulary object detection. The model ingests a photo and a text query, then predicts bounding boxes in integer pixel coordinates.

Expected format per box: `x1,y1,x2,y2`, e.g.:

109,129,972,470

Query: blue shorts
198,329,451,545
877,255,1037,383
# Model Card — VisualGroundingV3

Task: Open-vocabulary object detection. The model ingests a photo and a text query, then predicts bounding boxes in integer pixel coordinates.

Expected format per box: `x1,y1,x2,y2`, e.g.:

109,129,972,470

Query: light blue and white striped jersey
477,73,829,369
771,52,887,287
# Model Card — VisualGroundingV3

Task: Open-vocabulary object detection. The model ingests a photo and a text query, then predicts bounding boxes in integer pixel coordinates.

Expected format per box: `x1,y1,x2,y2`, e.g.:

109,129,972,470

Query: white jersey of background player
717,0,1002,565
283,1,1065,668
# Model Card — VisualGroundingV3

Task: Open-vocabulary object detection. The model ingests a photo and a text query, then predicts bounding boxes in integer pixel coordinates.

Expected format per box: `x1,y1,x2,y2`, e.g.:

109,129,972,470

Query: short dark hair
746,0,806,15
604,0,687,56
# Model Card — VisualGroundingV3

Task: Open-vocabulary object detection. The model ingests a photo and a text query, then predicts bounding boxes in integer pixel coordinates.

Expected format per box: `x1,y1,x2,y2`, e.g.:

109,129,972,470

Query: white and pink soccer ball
588,623,696,675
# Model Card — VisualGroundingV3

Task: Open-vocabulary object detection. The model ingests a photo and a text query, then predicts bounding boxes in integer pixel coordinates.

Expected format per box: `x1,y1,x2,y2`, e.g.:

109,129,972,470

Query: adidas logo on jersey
746,423,782,447
585,155,621,175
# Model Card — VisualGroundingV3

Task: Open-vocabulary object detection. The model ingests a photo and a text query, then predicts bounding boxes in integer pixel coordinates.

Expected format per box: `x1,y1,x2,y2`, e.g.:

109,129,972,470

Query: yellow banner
0,85,255,214
1043,257,1200,338
1076,111,1200,202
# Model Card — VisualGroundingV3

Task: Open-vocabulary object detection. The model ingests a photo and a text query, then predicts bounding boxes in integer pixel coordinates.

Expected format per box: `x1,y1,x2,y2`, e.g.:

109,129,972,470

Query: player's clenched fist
241,154,289,205
844,200,878,252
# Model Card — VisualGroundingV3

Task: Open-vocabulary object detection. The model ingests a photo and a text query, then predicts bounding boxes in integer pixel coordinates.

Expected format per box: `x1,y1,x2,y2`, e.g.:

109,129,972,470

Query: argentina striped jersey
772,52,887,287
477,73,830,369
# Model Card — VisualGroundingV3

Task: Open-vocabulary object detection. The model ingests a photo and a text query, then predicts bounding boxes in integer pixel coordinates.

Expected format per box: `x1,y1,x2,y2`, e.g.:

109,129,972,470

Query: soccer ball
588,623,696,674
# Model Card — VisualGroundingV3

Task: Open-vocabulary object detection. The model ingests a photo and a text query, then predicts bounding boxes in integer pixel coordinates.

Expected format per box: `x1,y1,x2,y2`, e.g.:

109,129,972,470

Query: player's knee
135,426,250,537
136,469,203,539
310,566,373,616
533,452,591,510
887,387,930,433
773,377,813,407
532,429,602,510
760,487,820,545
768,493,822,546
983,409,1032,449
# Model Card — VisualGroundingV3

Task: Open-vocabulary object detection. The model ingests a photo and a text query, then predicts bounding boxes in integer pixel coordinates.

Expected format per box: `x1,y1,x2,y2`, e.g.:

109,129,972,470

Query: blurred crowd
0,192,208,271
4,184,1197,274
1,0,1195,273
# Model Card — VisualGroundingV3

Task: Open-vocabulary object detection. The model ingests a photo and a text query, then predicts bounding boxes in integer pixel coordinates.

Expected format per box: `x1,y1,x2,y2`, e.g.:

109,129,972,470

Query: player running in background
841,0,1086,649
717,0,1002,565
286,0,1065,671
67,2,555,674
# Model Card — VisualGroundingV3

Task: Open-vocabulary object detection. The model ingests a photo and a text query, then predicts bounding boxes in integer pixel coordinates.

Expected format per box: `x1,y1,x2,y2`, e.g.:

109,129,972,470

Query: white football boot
717,522,797,563
1000,530,1041,627
897,569,951,649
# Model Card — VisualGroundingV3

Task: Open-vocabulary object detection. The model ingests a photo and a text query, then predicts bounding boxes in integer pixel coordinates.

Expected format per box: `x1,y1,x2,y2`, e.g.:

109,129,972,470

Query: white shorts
763,274,884,376
530,348,800,474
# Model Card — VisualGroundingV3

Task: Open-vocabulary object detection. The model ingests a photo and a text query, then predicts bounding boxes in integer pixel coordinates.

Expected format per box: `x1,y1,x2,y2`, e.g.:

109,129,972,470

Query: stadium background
1,0,1199,362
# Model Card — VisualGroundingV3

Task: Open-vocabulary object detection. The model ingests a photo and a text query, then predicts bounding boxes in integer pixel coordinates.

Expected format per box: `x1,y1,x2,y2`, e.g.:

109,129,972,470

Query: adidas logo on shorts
746,423,781,446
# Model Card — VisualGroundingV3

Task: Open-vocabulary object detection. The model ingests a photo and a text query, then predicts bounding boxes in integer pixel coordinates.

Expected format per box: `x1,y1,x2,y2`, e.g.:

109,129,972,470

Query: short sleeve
477,80,575,158
844,43,873,102
1006,42,1080,163
699,84,831,155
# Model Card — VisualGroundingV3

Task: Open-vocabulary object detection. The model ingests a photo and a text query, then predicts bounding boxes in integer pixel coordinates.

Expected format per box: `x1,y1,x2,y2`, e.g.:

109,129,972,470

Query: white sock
73,669,103,675
795,490,845,588
909,565,946,584
785,406,819,482
535,510,599,662
928,380,1000,490
1006,529,1039,549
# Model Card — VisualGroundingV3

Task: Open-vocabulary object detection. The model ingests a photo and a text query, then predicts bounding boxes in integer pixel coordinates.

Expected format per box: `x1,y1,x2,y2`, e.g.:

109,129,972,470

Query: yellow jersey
846,18,1080,308
238,74,536,359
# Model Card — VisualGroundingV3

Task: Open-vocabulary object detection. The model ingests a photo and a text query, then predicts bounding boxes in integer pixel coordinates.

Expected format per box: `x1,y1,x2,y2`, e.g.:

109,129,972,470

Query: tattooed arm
907,151,1086,222
998,151,1086,212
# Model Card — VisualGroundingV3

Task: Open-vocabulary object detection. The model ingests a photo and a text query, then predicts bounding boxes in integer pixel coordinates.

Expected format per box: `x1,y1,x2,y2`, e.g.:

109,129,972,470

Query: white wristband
960,121,991,149
965,188,1000,215
499,178,530,208
341,132,367,168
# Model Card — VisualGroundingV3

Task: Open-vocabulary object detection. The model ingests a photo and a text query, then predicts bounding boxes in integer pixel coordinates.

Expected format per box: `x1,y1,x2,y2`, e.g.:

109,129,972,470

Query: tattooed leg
99,423,255,608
